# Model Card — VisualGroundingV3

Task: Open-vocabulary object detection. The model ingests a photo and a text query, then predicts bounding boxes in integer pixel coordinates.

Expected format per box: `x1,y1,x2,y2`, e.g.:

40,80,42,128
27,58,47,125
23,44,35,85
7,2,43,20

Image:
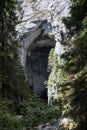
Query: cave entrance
25,36,55,100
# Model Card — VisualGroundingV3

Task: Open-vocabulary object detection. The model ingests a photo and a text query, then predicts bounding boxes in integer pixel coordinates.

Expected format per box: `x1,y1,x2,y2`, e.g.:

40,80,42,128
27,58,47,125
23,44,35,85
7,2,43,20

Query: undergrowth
0,95,61,129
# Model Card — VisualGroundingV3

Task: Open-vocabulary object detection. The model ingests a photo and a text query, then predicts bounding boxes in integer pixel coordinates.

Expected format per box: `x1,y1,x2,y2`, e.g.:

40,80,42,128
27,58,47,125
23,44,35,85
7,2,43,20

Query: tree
0,0,29,105
59,0,87,129
0,0,18,98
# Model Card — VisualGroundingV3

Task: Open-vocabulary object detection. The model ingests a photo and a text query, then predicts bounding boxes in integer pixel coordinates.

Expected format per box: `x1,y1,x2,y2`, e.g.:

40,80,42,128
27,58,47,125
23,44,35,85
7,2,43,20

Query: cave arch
25,35,55,97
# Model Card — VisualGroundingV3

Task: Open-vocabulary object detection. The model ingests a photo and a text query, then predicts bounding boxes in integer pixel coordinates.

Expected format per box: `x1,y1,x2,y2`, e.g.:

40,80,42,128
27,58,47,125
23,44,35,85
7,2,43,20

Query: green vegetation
0,1,60,129
57,0,87,129
0,0,30,112
47,1,87,129
18,96,60,129
0,95,60,129
0,0,87,129
48,49,58,88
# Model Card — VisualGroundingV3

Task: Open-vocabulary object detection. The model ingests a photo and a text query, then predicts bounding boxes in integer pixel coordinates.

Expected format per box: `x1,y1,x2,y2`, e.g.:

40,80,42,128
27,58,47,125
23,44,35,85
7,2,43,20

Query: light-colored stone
30,118,74,130
17,0,70,99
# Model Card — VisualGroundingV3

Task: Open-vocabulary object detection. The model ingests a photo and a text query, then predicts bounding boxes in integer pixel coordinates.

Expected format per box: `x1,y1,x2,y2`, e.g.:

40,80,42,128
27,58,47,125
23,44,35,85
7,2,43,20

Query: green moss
47,49,58,87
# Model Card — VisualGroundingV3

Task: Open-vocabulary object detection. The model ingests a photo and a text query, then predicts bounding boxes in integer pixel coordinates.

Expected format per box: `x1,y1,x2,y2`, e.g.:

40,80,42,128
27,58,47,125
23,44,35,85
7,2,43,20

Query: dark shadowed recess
25,45,55,101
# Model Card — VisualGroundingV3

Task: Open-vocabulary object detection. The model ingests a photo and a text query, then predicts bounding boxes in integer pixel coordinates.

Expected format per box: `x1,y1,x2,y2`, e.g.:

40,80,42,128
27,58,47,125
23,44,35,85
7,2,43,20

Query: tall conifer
60,0,87,129
0,0,18,98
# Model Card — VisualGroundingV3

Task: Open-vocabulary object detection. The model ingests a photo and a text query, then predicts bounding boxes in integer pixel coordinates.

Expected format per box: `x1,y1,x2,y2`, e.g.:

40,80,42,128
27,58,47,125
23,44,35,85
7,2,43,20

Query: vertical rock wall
17,0,70,101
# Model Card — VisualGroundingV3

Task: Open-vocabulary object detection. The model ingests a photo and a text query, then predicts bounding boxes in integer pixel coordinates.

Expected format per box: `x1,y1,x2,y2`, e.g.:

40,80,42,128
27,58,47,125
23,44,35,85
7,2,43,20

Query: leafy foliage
18,96,61,129
0,94,61,129
59,0,87,129
0,99,23,130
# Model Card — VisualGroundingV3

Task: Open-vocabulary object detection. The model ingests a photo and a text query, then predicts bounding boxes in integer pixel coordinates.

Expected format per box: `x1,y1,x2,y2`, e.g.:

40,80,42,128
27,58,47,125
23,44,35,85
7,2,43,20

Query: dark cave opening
25,43,55,100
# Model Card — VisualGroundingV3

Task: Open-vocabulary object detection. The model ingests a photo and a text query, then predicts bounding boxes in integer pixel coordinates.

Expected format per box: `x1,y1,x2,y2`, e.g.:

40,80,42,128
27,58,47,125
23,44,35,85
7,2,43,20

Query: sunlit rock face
17,0,70,42
17,0,70,100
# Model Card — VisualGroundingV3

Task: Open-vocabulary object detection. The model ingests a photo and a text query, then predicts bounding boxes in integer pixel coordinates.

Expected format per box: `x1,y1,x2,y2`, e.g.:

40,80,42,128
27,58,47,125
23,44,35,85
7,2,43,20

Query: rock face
17,0,70,99
18,20,55,95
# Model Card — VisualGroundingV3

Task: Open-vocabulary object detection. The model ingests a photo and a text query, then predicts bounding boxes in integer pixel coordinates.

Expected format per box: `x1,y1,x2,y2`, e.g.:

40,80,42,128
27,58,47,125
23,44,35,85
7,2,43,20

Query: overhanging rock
18,20,55,95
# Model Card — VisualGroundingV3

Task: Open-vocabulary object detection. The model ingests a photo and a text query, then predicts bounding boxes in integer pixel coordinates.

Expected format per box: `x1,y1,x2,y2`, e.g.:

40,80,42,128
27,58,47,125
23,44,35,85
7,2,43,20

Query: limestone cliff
17,0,70,100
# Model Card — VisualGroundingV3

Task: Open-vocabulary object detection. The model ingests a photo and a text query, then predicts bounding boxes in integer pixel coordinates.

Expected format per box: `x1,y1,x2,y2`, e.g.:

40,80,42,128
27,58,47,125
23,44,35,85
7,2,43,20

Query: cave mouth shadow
25,45,55,101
